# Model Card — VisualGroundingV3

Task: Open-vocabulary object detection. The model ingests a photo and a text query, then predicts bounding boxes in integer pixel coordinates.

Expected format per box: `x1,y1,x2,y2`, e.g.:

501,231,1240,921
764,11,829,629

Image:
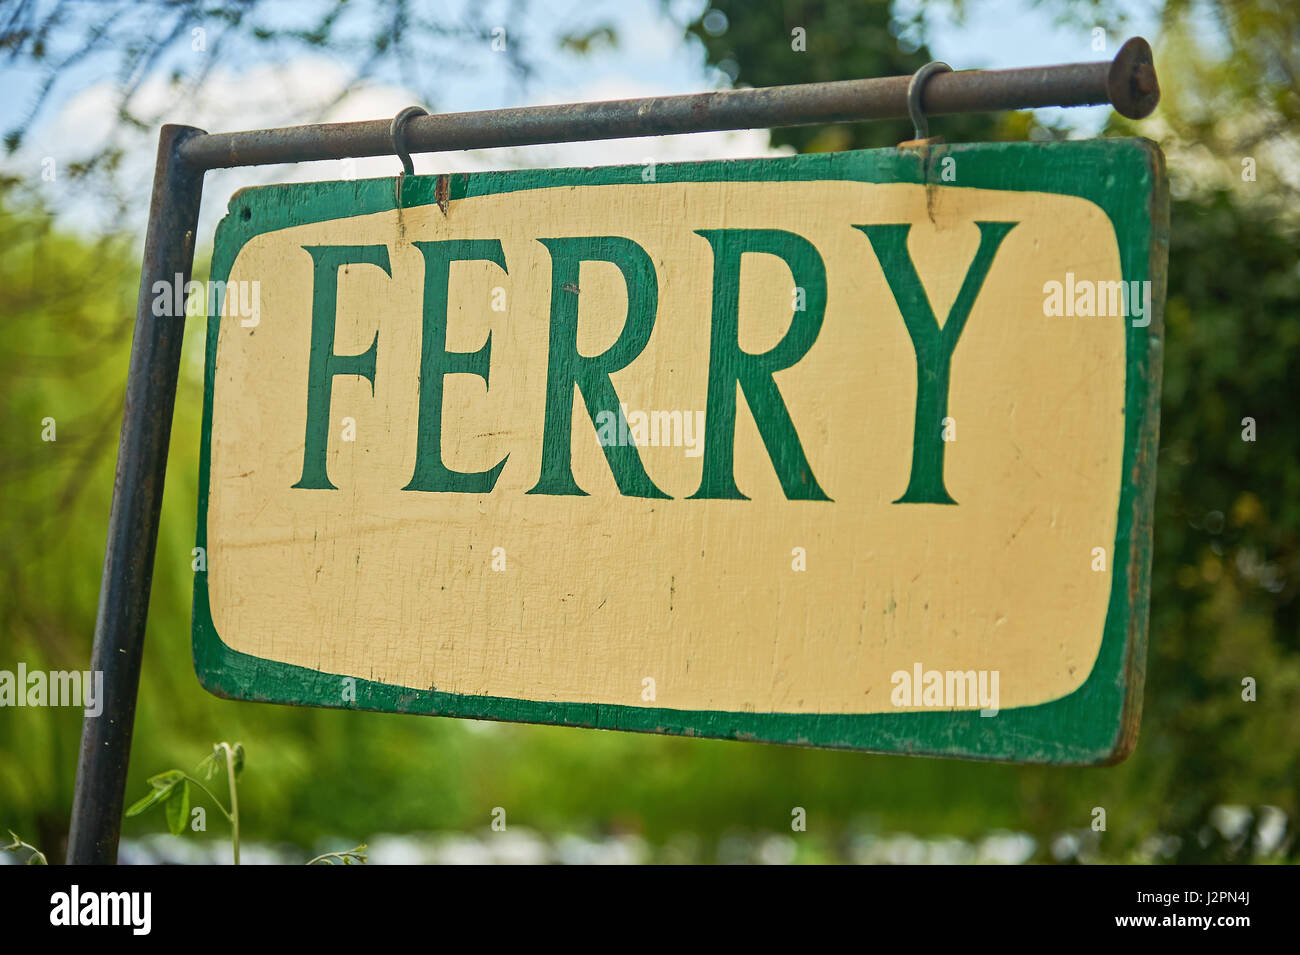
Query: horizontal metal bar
182,36,1158,171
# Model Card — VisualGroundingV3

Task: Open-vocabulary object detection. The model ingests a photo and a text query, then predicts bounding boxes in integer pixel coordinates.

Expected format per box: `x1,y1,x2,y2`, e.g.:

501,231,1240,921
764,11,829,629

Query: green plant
126,741,367,865
127,741,245,863
3,830,47,865
306,845,369,865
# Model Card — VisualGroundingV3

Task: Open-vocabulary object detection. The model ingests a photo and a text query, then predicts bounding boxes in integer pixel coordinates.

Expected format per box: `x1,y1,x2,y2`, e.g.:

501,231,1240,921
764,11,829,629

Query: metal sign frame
67,38,1160,864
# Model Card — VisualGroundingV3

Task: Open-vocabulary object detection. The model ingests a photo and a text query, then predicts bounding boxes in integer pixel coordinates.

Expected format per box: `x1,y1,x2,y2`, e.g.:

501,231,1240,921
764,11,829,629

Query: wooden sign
193,139,1166,764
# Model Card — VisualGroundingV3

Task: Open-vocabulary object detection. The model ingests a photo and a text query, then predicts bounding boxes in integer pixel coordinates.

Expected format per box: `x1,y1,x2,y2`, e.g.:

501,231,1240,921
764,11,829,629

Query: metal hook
391,105,427,207
906,62,951,141
391,106,427,176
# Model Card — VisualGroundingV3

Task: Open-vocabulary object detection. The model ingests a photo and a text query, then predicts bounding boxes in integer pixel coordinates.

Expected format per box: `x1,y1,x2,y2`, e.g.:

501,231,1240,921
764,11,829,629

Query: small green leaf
128,769,184,817
305,844,368,865
148,770,184,791
125,787,168,817
231,743,245,778
164,780,190,836
5,831,48,864
199,751,220,780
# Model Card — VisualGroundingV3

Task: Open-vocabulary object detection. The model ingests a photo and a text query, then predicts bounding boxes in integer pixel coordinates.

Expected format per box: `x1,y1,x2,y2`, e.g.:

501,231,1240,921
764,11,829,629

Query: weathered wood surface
193,139,1167,763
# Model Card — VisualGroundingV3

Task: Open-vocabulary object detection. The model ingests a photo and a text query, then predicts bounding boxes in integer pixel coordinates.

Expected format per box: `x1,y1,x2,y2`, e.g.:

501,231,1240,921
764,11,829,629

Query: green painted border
192,139,1167,765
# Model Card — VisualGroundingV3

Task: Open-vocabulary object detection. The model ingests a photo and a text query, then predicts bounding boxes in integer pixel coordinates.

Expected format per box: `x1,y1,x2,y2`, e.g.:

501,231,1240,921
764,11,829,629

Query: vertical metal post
67,125,206,864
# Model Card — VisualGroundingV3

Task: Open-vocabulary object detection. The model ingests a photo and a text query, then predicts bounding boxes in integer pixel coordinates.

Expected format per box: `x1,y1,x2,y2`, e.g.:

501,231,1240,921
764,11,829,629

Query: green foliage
1141,190,1300,861
125,770,188,827
558,24,618,56
683,0,1021,151
0,196,144,858
126,745,240,860
306,844,369,865
3,830,48,865
124,740,368,864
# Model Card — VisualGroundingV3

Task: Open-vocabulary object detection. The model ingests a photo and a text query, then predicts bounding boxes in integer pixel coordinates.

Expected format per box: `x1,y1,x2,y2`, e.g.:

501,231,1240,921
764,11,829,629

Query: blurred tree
1,0,538,152
1144,189,1300,862
0,0,547,232
1061,0,1300,208
680,0,1022,151
1074,0,1300,862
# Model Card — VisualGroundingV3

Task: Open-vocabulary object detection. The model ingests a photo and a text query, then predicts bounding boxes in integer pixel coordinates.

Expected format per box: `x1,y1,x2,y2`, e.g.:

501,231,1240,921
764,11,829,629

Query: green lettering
404,239,509,492
689,229,829,501
528,236,668,498
855,221,1017,504
293,244,390,490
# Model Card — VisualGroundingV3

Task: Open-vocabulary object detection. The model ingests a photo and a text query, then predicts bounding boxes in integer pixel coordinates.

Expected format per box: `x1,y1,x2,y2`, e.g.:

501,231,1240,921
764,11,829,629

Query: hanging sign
193,139,1166,763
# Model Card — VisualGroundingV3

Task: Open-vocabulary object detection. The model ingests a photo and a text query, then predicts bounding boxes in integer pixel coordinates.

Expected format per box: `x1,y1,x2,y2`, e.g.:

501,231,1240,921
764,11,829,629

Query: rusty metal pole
179,38,1158,170
66,125,206,865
